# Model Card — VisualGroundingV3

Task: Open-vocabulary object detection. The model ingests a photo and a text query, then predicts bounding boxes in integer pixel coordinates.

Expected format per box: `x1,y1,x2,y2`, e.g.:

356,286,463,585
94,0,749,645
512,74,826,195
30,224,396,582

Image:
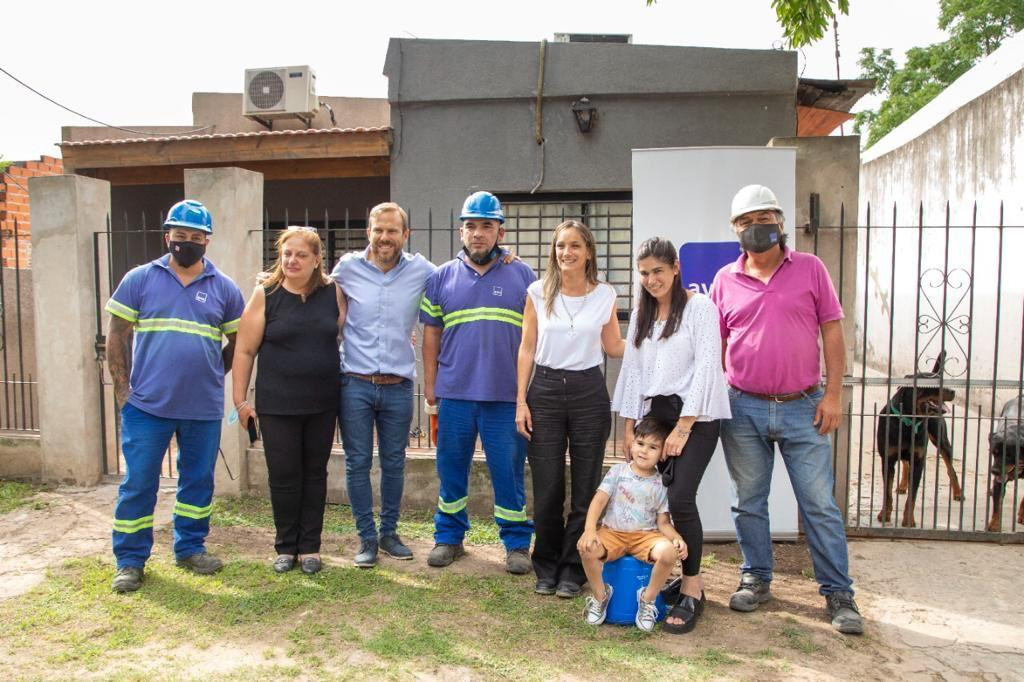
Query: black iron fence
1,216,38,433
92,199,1023,541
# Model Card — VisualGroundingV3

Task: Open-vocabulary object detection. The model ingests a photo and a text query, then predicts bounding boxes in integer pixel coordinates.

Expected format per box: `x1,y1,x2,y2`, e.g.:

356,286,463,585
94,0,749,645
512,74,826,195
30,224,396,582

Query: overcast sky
1,0,948,161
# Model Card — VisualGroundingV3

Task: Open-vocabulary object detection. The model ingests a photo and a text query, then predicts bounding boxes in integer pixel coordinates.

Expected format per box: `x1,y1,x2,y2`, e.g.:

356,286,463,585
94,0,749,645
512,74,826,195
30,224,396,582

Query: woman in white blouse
516,220,625,598
612,236,731,634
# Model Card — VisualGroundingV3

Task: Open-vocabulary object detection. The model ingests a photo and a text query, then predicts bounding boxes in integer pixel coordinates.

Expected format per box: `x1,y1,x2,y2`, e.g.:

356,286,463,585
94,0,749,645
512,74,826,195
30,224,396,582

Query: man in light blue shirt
331,202,436,566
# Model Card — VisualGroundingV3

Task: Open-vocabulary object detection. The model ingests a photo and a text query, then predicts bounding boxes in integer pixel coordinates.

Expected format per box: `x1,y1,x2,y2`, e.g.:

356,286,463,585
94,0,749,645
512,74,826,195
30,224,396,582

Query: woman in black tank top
232,227,347,574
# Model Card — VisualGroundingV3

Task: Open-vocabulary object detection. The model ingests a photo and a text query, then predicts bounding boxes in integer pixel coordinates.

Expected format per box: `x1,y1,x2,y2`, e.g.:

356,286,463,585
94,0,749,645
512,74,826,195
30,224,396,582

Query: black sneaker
176,551,224,575
729,572,771,612
112,566,143,593
555,581,581,599
427,542,465,567
379,534,413,560
535,578,557,595
273,555,296,573
825,591,864,634
354,539,378,568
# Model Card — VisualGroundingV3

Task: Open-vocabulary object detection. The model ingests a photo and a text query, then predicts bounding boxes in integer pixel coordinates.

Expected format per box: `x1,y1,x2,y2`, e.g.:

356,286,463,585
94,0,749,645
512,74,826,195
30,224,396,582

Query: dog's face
894,380,955,417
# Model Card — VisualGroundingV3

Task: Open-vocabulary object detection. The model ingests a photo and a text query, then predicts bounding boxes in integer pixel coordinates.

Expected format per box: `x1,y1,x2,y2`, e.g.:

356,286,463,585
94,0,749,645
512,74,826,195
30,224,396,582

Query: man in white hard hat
710,184,862,635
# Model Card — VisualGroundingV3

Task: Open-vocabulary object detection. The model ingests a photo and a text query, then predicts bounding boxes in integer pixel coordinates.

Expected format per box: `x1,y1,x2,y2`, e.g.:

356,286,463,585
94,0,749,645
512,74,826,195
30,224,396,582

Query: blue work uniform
105,254,244,569
419,250,535,549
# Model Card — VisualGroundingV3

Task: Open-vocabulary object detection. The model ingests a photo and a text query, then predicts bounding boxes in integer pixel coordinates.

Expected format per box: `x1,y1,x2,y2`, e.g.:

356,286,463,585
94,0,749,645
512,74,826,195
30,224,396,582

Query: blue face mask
463,244,501,265
738,223,782,254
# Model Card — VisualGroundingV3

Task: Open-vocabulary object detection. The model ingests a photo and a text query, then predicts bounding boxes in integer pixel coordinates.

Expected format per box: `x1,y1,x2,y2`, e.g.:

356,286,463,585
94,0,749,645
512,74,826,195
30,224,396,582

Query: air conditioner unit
243,66,319,127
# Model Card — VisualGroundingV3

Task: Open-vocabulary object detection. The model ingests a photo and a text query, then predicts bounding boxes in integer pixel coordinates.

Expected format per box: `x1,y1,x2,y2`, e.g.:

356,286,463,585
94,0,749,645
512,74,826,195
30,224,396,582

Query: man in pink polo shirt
710,185,862,635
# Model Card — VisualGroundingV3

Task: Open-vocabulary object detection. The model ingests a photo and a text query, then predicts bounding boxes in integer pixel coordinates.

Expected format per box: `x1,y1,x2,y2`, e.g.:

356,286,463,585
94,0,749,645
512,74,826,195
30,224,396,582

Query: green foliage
855,0,1024,147
0,155,12,175
0,479,46,514
645,0,850,48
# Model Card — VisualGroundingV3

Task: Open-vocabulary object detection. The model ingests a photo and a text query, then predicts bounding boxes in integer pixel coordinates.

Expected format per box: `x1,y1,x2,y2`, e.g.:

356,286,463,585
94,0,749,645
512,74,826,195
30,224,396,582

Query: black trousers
259,410,337,555
527,365,611,585
661,419,720,576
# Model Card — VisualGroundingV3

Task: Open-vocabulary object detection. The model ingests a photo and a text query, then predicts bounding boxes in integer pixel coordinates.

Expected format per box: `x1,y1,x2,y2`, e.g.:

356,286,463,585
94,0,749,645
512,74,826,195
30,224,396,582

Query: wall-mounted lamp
571,97,597,134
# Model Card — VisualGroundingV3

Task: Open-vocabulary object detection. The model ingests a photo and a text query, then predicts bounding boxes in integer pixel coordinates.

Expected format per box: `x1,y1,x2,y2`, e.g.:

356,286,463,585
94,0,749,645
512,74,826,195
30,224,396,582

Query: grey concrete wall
859,69,1024,393
386,39,797,221
191,93,389,134
183,168,264,495
28,175,109,485
0,434,40,479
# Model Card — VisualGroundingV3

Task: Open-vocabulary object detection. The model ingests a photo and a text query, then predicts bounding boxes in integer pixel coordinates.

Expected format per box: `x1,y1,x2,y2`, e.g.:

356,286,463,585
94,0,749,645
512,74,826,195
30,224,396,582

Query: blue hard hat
164,200,213,233
460,191,504,224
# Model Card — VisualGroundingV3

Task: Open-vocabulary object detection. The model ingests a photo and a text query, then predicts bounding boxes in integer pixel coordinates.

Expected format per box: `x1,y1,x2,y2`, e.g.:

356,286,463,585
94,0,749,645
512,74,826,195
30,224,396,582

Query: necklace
559,286,589,339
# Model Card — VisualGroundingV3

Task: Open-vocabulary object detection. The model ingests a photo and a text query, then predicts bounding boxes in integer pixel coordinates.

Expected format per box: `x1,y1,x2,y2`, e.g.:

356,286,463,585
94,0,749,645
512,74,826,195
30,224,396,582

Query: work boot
427,542,465,567
176,551,224,575
379,534,413,560
729,572,771,612
505,548,532,575
354,539,378,568
112,566,143,593
825,591,864,635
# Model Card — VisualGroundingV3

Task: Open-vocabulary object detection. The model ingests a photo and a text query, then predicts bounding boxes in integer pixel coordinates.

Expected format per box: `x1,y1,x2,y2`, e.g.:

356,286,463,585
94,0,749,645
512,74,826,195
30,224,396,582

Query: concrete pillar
29,175,110,485
184,168,263,496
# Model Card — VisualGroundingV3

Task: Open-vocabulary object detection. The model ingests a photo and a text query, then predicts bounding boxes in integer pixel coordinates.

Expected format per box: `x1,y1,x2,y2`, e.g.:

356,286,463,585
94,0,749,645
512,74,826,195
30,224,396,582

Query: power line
0,65,214,137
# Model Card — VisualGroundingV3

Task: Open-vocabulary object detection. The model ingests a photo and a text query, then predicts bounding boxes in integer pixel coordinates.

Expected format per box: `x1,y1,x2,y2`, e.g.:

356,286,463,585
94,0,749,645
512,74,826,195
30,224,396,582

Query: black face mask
738,223,784,254
169,240,206,268
463,244,501,266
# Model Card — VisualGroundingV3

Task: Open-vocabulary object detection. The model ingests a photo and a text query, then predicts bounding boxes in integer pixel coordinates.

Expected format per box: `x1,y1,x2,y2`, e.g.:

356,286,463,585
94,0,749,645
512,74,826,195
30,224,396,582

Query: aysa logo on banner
679,242,741,295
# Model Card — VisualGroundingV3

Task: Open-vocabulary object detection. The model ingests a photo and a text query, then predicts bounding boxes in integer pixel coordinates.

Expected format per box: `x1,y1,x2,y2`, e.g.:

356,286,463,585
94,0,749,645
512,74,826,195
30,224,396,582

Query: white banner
631,146,799,540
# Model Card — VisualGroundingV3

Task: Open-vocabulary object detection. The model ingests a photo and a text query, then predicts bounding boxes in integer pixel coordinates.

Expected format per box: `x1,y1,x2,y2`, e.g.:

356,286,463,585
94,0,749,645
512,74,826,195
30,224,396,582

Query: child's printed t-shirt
598,462,669,532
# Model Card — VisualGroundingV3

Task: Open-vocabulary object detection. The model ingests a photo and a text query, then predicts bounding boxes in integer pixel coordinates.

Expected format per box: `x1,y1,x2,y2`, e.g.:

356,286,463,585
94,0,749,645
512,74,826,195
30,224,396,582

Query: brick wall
0,155,64,268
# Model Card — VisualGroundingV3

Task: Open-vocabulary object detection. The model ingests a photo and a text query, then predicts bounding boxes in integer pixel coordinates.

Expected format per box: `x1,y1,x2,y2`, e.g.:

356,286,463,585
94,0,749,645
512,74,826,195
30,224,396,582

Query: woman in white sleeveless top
516,220,624,598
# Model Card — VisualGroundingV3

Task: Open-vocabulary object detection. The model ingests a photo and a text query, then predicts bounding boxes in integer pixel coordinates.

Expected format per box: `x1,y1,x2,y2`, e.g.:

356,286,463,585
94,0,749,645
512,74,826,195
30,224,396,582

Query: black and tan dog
876,354,961,527
987,395,1024,532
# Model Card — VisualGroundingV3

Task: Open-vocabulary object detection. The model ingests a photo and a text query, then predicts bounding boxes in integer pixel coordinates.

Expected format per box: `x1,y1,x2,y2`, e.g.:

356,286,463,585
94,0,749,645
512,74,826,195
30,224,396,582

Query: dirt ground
2,484,1023,680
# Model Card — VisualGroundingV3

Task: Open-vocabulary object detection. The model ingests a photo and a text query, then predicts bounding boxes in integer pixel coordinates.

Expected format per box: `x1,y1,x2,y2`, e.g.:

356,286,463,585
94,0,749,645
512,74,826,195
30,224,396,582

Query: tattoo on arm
106,316,134,405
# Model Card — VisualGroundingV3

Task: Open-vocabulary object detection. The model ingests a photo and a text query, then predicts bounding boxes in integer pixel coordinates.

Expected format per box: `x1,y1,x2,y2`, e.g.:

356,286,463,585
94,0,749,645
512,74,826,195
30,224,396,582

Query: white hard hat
730,184,785,223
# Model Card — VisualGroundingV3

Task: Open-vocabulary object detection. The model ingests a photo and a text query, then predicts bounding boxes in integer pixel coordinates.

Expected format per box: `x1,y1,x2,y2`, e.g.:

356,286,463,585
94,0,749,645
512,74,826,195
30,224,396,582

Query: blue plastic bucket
600,555,667,625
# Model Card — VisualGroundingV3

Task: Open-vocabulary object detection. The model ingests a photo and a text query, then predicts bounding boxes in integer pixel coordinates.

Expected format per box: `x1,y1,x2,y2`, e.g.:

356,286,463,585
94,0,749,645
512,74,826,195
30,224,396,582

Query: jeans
113,403,220,569
721,386,853,595
434,399,533,550
259,410,337,555
527,365,610,586
339,375,414,542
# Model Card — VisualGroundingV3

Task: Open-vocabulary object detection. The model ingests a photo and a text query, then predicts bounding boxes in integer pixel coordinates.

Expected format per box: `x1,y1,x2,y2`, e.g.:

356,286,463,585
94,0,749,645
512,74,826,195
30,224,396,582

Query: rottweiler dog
987,395,1024,532
876,353,960,527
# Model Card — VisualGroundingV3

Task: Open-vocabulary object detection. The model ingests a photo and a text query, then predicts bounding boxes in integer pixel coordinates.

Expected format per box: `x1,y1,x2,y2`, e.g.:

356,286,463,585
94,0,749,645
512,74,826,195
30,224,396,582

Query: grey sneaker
112,566,143,593
635,587,660,633
505,548,532,575
825,591,864,634
555,581,581,599
379,534,413,560
354,539,378,568
584,584,614,625
176,551,223,575
427,542,465,567
729,572,771,612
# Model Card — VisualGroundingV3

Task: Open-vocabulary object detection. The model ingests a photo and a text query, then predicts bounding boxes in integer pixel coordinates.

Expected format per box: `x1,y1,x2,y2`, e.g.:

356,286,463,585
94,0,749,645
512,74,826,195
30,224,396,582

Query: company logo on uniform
678,241,742,295
195,291,208,303
492,286,503,297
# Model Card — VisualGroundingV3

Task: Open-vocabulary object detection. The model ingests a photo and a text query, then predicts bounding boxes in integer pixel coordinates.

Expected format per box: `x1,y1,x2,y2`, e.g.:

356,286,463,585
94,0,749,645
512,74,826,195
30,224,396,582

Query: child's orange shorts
597,526,670,563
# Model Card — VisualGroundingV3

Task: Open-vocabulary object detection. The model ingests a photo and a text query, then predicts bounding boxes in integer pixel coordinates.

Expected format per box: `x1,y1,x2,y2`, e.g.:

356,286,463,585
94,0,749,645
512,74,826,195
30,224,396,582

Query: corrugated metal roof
59,126,390,147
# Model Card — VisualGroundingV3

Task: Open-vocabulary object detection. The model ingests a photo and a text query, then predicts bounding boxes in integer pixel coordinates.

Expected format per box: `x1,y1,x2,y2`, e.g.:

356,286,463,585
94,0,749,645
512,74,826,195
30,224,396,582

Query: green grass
0,479,47,514
779,622,821,655
1,552,750,679
212,495,501,545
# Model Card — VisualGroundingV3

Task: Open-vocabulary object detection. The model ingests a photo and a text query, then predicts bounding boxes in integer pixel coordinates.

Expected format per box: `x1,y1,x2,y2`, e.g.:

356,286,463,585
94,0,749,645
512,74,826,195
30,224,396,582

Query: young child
577,417,688,632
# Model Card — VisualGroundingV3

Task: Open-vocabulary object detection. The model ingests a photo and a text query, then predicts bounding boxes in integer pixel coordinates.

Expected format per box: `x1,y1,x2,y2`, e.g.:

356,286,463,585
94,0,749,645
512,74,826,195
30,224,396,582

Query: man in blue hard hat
105,199,245,593
420,191,536,574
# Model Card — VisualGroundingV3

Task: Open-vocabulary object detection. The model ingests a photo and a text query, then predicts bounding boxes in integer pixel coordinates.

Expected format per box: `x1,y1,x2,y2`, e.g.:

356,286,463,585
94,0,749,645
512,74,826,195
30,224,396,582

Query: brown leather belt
348,372,406,385
731,384,821,403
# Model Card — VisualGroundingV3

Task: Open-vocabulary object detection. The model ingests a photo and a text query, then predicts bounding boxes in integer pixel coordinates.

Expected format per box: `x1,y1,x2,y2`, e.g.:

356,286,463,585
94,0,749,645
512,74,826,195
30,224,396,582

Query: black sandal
662,591,705,634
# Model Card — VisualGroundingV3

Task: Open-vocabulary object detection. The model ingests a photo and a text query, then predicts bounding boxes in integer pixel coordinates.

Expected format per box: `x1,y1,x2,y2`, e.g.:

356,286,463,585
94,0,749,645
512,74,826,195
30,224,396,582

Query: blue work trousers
434,398,533,550
112,403,221,569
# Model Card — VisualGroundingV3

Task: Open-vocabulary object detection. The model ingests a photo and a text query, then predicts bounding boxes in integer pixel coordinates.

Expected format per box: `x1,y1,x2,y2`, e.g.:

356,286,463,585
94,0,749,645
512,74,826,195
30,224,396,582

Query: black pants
527,365,611,586
661,419,720,576
259,410,337,555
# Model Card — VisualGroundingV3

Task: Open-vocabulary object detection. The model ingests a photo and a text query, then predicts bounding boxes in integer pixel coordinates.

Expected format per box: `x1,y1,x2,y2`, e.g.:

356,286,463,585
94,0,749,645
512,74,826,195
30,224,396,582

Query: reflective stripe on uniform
136,317,223,342
105,299,140,323
113,515,155,534
173,500,213,520
419,296,443,319
442,306,523,329
493,504,528,523
220,317,241,335
437,495,468,515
